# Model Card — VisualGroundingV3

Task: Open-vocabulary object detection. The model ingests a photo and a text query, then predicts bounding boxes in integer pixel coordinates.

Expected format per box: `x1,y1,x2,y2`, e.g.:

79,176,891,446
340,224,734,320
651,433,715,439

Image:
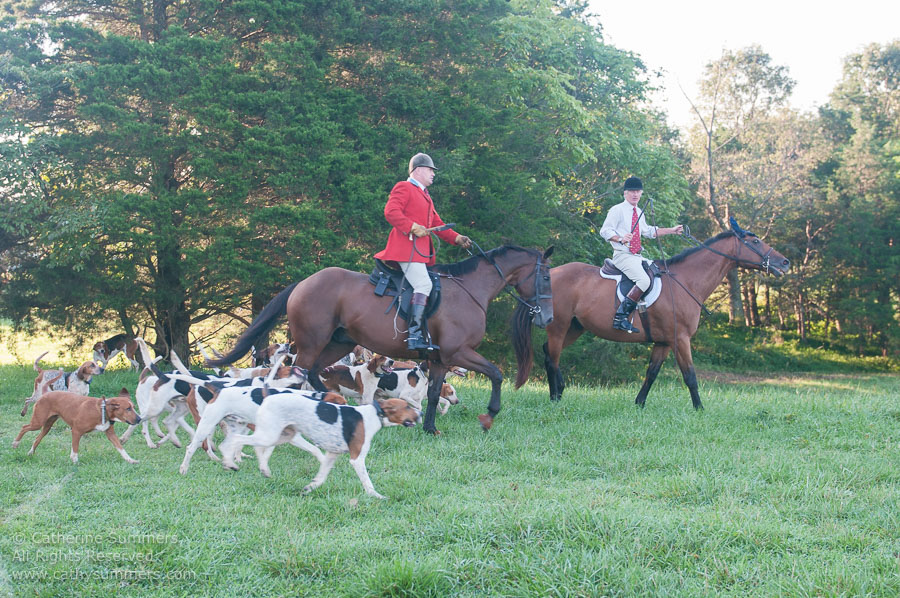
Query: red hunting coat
374,181,460,266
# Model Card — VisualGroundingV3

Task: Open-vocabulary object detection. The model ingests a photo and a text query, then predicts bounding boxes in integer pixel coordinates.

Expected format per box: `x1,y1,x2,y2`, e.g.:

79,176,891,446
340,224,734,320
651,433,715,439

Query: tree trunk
154,234,189,363
726,268,745,325
250,291,271,366
795,291,806,342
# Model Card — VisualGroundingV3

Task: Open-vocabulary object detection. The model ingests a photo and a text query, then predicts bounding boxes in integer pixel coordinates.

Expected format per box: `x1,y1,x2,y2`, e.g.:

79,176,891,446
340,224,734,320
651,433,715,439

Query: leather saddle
601,259,662,297
369,259,442,322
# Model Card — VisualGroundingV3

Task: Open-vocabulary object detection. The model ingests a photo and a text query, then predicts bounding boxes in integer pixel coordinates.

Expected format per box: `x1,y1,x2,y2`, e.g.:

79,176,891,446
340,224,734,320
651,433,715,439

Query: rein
680,224,776,273
455,240,549,317
641,203,775,343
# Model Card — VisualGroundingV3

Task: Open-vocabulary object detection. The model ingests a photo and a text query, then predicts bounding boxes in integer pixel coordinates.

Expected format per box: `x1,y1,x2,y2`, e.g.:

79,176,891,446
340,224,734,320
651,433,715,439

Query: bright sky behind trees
590,0,900,127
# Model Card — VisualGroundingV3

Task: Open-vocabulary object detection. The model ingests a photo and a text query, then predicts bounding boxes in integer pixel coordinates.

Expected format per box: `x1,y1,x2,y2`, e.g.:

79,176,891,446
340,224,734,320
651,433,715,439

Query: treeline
0,1,896,362
681,45,899,357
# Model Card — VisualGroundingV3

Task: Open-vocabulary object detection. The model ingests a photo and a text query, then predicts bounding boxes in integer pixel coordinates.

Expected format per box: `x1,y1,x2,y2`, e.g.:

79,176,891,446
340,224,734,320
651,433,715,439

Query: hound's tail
206,283,299,367
148,361,210,386
134,338,155,371
169,349,192,375
33,351,50,371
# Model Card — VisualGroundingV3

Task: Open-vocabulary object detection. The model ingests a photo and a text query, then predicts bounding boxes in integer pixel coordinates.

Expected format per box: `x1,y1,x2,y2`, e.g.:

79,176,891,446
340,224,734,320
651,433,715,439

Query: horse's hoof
424,427,442,436
478,414,493,430
549,396,561,402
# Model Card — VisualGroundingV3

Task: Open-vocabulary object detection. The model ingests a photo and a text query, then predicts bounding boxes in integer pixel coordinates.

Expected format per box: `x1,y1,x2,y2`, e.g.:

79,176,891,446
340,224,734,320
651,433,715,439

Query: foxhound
220,392,419,499
13,388,141,464
318,354,394,405
21,352,104,417
92,334,140,370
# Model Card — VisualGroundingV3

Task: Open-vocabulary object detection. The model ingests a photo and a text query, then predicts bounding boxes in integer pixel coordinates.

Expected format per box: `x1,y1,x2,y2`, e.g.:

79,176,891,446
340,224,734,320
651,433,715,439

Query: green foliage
0,0,688,360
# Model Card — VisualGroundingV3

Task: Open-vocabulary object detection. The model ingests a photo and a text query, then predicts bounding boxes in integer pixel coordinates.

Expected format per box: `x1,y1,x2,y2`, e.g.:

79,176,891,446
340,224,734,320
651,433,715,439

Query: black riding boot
408,293,439,352
612,285,644,333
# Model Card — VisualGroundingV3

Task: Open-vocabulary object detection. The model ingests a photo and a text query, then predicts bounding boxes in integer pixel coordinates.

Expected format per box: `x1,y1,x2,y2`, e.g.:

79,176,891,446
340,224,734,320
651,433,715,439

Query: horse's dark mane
656,230,736,267
432,245,536,277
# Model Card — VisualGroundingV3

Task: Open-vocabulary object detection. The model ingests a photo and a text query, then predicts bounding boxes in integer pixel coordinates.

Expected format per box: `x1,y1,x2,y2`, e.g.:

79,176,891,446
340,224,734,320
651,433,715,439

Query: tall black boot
612,285,644,333
407,293,439,352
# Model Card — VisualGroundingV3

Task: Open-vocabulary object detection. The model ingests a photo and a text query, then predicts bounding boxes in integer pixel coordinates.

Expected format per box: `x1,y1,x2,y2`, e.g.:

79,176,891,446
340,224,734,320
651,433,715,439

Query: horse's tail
206,283,299,367
512,302,535,389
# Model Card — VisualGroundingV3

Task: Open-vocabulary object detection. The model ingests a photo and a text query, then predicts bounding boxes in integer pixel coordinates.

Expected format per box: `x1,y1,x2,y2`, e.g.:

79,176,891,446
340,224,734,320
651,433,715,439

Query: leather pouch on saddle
369,259,442,321
601,259,661,298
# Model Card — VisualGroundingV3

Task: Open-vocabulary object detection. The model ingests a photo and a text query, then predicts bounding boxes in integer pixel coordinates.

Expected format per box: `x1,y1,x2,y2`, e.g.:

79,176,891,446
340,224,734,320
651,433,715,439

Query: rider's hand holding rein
410,223,429,238
455,234,473,249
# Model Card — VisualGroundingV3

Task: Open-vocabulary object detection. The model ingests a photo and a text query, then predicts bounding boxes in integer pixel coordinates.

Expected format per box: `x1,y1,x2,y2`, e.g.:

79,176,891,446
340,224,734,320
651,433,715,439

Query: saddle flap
369,260,442,320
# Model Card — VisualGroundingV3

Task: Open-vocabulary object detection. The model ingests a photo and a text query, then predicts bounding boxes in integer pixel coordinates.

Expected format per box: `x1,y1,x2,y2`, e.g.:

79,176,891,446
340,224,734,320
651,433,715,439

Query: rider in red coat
374,153,472,351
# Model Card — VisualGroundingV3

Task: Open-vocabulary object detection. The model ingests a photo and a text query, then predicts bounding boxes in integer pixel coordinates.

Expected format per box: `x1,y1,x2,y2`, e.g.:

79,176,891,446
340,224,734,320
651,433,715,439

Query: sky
589,0,900,129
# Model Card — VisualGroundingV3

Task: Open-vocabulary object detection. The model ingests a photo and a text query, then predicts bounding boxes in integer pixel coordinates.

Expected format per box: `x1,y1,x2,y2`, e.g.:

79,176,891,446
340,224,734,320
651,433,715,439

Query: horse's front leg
423,365,448,435
672,336,703,410
452,348,503,431
635,343,671,408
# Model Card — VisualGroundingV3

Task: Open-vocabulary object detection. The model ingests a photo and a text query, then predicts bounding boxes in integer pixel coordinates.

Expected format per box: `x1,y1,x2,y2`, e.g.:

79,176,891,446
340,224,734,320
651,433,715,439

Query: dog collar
372,399,386,418
100,398,107,426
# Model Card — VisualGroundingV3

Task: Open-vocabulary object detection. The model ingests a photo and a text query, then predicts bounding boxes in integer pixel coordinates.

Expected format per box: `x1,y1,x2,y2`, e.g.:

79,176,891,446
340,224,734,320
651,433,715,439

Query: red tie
629,207,641,254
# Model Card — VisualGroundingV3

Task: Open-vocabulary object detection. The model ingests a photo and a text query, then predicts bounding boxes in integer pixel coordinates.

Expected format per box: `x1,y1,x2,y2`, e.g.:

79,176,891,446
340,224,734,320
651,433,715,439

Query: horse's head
728,218,790,277
510,246,554,328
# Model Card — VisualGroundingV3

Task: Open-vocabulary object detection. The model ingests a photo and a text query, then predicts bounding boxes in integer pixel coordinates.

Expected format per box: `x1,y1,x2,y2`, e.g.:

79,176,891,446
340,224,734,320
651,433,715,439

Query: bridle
657,226,780,318
446,242,551,317
681,226,776,274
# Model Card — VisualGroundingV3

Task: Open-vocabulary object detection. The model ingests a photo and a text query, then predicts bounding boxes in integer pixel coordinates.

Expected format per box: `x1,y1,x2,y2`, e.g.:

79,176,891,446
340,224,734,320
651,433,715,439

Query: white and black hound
220,391,419,499
153,370,343,475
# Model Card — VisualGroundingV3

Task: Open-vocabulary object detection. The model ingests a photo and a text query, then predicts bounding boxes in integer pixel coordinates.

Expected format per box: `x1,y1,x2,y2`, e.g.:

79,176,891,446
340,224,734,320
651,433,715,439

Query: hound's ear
543,246,554,259
119,387,130,396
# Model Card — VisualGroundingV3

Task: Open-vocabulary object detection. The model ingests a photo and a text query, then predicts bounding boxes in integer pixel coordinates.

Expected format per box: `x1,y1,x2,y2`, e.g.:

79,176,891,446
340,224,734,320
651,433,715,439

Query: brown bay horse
209,246,554,434
514,222,789,409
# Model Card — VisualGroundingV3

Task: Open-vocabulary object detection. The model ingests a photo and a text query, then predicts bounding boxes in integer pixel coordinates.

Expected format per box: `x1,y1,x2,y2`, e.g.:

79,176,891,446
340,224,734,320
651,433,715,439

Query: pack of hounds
13,335,466,499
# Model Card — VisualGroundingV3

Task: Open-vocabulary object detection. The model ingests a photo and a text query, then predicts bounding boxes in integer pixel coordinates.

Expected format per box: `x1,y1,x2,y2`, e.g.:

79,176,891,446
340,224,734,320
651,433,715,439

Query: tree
815,42,900,355
684,45,795,324
0,0,688,362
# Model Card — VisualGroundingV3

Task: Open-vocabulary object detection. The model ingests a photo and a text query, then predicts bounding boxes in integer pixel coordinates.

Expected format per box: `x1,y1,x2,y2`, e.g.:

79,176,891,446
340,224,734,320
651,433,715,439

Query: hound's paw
179,465,189,475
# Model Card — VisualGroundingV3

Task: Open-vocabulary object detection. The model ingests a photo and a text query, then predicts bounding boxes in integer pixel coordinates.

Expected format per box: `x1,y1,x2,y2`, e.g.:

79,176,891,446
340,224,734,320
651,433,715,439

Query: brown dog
21,352,104,417
13,388,142,464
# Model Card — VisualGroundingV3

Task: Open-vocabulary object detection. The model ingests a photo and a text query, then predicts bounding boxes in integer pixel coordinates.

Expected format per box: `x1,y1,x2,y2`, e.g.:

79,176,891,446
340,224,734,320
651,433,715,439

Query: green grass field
1,360,899,597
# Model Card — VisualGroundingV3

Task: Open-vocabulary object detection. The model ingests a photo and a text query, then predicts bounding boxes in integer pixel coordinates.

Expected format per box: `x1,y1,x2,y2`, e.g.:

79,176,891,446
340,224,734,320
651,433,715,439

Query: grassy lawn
1,360,899,597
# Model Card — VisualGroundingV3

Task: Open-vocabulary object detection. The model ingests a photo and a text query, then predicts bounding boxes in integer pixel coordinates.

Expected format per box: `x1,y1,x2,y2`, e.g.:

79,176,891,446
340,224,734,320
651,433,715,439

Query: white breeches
611,251,651,292
398,262,433,295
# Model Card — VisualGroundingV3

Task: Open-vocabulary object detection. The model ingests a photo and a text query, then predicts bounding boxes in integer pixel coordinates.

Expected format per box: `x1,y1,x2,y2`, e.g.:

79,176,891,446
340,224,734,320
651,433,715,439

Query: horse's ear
543,246,555,259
